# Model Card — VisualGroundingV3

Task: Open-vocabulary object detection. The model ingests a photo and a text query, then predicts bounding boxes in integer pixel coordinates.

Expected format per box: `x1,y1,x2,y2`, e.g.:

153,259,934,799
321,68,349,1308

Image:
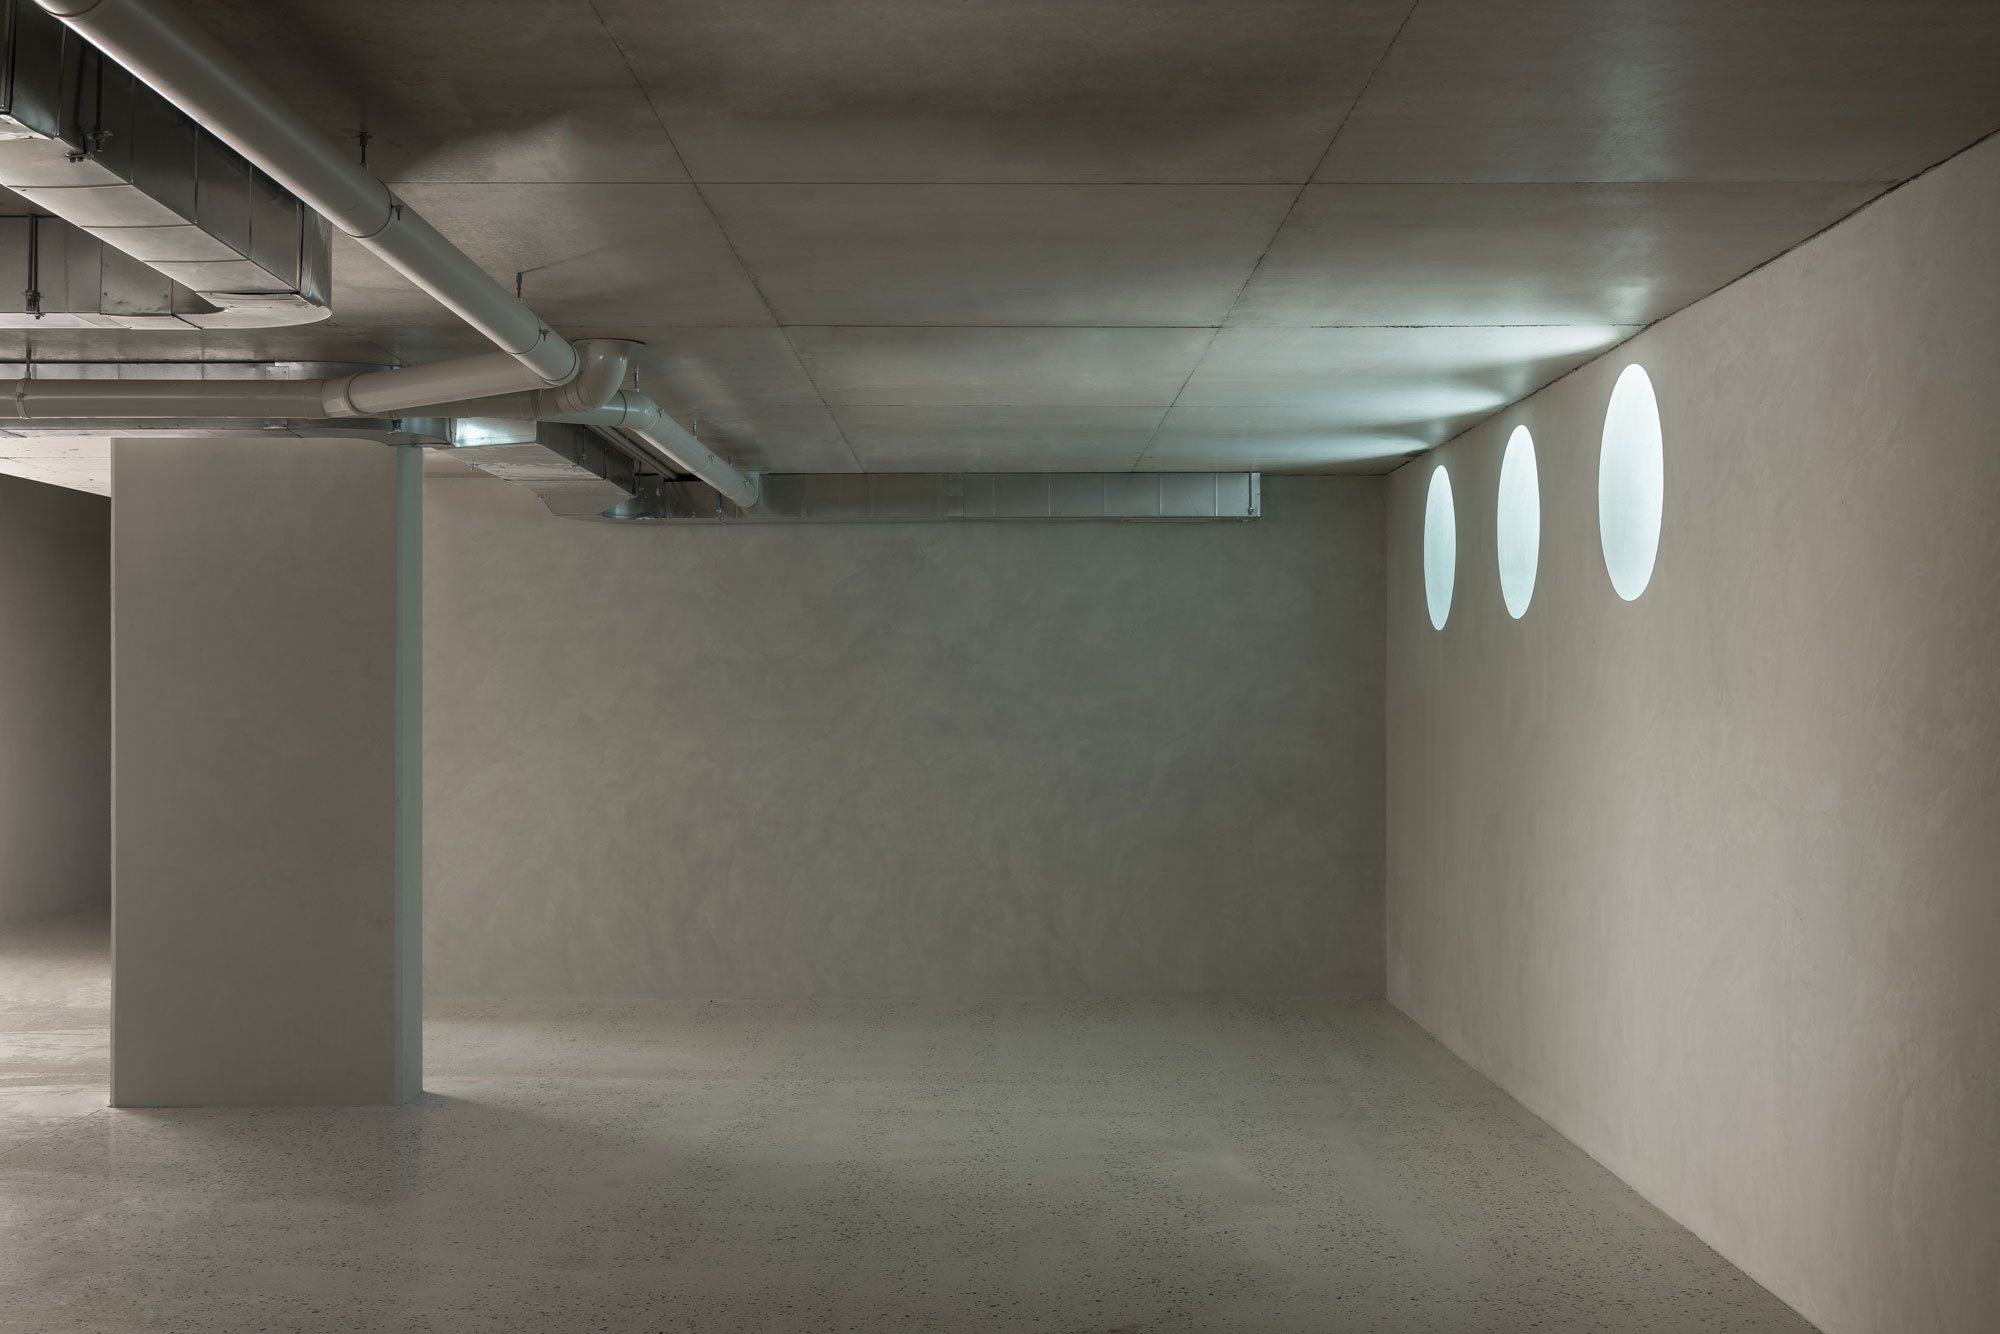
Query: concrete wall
0,474,109,926
425,475,1383,999
112,438,422,1105
1385,136,2000,1334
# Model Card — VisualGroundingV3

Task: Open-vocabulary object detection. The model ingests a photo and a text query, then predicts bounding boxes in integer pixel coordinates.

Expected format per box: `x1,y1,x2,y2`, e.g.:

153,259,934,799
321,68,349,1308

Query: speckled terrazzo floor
0,912,1818,1333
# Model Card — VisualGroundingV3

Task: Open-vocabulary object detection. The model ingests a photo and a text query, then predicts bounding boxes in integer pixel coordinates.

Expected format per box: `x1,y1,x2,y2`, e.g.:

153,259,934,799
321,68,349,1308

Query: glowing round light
1598,363,1664,600
1423,465,1455,631
1496,425,1540,619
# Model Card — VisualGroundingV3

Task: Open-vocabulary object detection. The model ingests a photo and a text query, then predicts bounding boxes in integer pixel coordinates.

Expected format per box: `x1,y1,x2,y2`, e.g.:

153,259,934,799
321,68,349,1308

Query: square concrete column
111,436,421,1106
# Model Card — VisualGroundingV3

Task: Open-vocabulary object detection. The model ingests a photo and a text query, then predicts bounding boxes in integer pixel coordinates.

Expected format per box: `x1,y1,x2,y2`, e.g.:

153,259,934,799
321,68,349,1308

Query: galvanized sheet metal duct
27,0,577,385
13,0,756,507
445,423,640,519
0,213,197,328
412,380,760,508
600,472,1263,523
0,0,330,327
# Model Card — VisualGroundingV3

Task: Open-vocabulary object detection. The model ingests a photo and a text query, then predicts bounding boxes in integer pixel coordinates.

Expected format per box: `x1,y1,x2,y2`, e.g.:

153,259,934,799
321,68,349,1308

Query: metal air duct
600,472,1264,523
29,0,576,385
0,339,763,508
0,212,201,328
20,0,761,507
0,0,330,327
407,381,758,509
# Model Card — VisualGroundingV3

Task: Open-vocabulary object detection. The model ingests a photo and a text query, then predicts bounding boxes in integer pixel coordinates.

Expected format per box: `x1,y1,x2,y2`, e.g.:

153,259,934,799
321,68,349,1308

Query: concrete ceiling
7,0,2000,474
0,436,111,495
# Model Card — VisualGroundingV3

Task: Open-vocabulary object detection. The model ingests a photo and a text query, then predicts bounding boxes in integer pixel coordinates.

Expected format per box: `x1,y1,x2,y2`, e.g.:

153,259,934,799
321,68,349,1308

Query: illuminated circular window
1598,364,1664,600
1423,465,1455,630
1495,425,1539,619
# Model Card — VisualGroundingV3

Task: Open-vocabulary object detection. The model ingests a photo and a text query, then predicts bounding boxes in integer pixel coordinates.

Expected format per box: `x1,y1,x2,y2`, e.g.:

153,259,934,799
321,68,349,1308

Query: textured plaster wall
0,474,109,926
425,475,1383,999
1385,136,2000,1334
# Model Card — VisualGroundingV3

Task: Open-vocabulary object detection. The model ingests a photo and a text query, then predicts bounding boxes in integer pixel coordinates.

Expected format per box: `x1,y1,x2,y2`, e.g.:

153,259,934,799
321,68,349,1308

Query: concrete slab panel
677,405,862,475
360,185,772,330
178,0,689,184
789,327,1215,406
1143,325,1636,469
593,0,1409,183
620,329,827,409
833,405,1164,471
1232,183,1885,327
1142,409,1435,474
0,437,112,496
705,184,1297,326
1318,0,2000,183
1178,325,1634,410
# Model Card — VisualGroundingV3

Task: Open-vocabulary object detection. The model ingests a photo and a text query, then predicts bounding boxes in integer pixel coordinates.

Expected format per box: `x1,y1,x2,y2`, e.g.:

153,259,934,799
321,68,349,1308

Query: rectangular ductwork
0,0,331,327
1,211,213,327
597,472,1263,523
435,453,1260,524
444,422,642,518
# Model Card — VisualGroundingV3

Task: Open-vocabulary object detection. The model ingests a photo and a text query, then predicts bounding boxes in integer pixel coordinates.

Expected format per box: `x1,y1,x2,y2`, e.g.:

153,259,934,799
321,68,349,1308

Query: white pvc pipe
322,352,559,417
0,345,623,421
34,0,578,387
540,340,639,417
0,342,761,506
0,342,632,420
1,378,327,419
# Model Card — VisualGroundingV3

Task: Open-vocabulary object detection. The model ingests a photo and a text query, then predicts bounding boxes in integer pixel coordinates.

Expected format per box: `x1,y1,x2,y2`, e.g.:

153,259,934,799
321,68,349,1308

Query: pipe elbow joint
318,375,363,418
547,339,638,412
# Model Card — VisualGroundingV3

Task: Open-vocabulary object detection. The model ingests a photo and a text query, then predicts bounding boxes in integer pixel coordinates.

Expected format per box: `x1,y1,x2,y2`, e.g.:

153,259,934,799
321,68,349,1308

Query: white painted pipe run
27,0,761,506
0,339,764,507
0,343,631,422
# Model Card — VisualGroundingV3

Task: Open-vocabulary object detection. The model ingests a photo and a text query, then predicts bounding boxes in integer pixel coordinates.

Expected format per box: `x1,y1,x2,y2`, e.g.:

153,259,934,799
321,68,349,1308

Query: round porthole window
1598,364,1664,600
1423,465,1455,630
1496,425,1539,619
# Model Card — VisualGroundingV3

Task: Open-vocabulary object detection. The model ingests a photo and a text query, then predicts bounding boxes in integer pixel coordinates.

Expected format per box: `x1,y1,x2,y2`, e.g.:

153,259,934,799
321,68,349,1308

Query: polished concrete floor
0,911,1817,1333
